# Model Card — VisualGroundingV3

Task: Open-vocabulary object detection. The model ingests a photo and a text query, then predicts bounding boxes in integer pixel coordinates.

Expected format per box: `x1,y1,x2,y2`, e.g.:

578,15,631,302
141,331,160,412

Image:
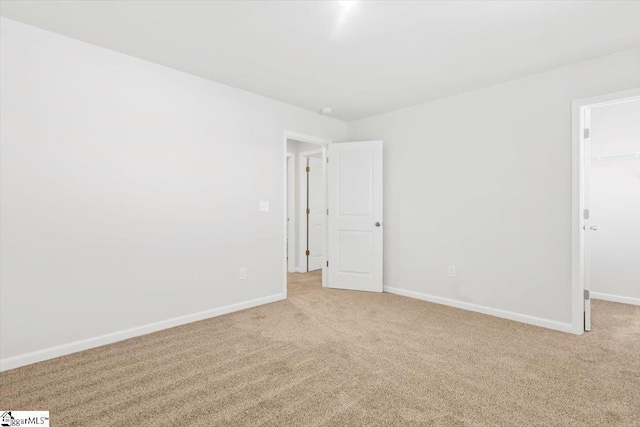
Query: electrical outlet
239,268,246,280
448,265,456,278
259,201,269,212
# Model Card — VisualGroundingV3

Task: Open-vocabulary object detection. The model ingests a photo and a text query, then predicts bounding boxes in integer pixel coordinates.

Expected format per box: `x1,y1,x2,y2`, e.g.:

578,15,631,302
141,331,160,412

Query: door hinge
584,290,590,300
326,157,329,163
306,208,310,214
306,166,310,173
583,128,590,139
306,250,310,256
583,209,589,220
326,260,329,267
326,209,329,215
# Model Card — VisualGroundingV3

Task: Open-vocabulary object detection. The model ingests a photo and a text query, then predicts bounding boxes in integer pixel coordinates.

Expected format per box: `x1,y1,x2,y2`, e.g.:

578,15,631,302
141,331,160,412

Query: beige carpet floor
1,271,639,426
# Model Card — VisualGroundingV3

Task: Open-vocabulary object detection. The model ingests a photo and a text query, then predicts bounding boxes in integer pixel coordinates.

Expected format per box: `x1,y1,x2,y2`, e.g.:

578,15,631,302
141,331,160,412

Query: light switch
448,265,456,278
259,201,269,212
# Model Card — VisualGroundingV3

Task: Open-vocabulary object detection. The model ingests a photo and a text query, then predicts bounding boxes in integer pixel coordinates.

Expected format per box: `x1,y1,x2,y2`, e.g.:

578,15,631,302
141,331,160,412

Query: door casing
286,154,295,272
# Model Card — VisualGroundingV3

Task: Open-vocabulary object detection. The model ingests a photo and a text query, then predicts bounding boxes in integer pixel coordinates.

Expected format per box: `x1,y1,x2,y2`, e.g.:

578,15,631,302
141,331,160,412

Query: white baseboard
383,286,575,334
0,293,286,372
591,292,640,306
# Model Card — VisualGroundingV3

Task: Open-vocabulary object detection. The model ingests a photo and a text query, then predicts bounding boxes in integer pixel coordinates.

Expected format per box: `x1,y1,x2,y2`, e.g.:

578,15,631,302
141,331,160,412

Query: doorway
284,132,329,294
572,88,640,333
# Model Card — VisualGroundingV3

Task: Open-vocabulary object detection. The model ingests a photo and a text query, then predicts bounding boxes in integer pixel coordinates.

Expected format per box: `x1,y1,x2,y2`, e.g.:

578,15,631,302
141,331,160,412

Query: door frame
571,87,640,334
298,149,324,274
283,131,331,296
286,153,295,272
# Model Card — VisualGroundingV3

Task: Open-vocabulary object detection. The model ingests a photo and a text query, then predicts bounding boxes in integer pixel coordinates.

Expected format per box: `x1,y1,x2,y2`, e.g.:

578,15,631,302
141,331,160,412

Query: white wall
0,18,347,363
589,100,640,304
348,48,640,330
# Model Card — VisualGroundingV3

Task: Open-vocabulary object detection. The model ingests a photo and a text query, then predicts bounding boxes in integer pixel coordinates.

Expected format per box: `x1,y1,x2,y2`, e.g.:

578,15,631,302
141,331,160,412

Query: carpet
1,271,639,426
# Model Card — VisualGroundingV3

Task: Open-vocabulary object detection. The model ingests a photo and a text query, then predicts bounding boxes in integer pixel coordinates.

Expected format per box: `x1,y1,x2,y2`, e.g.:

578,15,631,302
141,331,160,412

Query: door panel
337,230,373,274
308,156,325,271
328,141,383,292
338,150,373,216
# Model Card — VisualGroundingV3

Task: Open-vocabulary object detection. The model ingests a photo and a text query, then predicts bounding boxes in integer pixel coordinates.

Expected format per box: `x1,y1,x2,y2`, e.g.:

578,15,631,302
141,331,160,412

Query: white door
327,140,383,292
583,108,592,331
307,156,325,271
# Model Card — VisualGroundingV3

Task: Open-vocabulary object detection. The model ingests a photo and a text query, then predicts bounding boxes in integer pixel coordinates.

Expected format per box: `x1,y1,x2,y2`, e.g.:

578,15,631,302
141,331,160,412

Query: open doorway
283,133,384,297
572,88,640,333
283,132,330,295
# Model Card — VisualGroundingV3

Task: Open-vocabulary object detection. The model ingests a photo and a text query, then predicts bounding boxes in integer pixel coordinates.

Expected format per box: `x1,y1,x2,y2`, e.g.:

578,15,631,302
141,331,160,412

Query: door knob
375,222,381,227
590,225,598,231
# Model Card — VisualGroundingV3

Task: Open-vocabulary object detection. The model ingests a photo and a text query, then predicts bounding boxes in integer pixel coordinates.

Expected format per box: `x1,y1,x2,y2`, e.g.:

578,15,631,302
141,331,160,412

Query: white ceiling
2,1,639,121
